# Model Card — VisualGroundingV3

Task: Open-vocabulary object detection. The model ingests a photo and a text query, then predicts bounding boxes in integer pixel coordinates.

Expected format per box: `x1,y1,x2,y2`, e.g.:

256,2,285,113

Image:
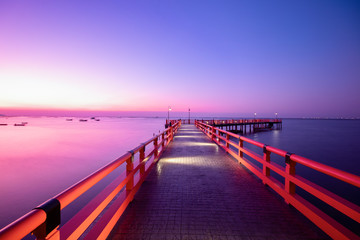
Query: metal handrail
195,120,360,240
0,121,181,240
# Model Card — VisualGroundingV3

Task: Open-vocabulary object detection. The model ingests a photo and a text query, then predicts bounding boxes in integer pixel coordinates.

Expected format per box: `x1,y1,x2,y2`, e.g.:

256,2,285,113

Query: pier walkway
109,125,328,239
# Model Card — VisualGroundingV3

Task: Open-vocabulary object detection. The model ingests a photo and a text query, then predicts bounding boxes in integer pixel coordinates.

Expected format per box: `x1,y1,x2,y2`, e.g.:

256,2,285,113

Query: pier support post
285,153,296,205
262,145,270,185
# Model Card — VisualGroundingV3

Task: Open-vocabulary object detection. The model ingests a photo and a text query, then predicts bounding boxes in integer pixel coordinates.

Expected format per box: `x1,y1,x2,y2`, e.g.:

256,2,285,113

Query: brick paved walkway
109,125,329,240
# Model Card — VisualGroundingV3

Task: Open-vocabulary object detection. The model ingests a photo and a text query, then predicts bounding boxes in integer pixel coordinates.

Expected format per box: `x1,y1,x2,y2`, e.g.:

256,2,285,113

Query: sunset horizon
1,1,359,119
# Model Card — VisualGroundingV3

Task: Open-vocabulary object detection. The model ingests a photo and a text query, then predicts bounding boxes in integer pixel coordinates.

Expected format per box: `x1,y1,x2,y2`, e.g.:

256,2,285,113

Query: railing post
226,133,229,149
154,137,158,159
162,132,165,148
139,145,145,176
170,126,173,141
126,151,134,191
32,199,61,240
33,226,60,240
211,126,215,141
285,153,296,204
262,145,270,185
238,139,243,163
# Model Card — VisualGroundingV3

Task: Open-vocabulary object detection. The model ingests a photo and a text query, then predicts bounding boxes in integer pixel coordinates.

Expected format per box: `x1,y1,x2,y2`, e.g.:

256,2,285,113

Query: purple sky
0,1,359,118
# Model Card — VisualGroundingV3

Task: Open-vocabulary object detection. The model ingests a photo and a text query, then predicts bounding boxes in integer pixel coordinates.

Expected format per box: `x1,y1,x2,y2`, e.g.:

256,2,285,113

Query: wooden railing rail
0,121,181,240
195,120,360,240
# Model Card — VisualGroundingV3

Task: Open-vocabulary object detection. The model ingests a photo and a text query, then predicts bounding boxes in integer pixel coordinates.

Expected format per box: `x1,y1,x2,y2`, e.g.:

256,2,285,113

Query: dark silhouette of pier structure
198,119,282,134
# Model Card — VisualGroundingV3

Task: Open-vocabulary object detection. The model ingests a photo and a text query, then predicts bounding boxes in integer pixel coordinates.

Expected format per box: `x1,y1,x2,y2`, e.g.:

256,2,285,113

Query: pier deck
110,125,329,239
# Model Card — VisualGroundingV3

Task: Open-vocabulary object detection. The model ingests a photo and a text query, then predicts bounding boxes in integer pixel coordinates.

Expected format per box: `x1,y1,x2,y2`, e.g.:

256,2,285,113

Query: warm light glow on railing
0,121,182,240
194,120,360,240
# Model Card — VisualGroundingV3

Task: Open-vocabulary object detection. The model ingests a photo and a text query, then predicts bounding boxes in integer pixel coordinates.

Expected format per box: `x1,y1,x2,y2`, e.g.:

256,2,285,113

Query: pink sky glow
1,1,359,118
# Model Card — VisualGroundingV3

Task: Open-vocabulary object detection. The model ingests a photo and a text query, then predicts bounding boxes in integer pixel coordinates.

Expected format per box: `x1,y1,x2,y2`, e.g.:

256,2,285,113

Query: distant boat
66,118,73,121
95,119,100,121
14,123,26,126
79,119,88,122
0,123,8,126
90,117,96,120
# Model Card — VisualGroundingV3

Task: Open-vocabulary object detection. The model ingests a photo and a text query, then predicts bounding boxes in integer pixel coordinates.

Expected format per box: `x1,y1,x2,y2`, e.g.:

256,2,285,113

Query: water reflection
0,117,165,229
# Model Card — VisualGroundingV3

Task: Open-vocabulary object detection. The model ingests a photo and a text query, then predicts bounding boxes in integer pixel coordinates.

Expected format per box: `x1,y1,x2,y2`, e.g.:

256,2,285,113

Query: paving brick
109,125,330,240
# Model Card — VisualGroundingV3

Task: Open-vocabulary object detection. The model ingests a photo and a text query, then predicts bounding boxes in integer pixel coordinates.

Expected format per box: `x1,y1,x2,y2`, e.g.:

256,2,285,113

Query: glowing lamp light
167,106,172,121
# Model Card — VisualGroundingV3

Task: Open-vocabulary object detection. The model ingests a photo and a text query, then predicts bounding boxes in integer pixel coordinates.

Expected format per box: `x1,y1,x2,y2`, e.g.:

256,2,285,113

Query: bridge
0,119,359,240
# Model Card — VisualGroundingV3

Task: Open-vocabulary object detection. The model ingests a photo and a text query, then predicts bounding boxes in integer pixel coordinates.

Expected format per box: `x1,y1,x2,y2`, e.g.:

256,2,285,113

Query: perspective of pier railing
0,121,181,240
195,120,360,240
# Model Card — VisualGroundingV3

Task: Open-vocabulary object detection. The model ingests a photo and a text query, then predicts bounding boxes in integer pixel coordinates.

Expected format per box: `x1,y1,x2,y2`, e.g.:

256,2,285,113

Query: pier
0,120,359,240
198,119,282,134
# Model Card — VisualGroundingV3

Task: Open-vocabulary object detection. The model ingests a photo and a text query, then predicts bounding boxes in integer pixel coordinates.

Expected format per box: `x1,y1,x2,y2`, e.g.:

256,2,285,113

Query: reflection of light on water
271,130,280,145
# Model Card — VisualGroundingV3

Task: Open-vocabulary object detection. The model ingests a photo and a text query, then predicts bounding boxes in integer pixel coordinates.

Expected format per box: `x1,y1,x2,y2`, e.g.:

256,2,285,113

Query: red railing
0,121,181,240
195,120,360,240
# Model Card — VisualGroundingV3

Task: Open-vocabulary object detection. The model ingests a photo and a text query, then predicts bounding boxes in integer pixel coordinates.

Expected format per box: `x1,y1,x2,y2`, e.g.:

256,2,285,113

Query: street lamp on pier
168,106,172,122
275,112,278,119
254,112,257,119
188,107,190,123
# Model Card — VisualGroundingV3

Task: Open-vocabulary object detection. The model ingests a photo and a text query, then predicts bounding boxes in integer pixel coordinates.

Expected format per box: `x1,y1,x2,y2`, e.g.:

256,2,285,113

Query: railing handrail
0,120,182,240
196,121,360,187
195,120,360,240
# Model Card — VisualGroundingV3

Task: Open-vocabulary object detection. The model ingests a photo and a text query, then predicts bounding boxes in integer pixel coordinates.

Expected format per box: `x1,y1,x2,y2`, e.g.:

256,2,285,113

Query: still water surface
0,117,165,229
0,118,359,234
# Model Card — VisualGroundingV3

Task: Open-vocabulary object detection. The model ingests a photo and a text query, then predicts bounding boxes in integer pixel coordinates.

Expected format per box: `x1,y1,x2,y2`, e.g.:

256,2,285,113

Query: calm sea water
0,118,359,234
239,119,360,234
0,117,166,230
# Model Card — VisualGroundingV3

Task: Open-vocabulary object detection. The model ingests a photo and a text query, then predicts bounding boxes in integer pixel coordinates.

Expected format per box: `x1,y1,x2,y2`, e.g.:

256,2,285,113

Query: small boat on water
79,119,88,122
66,118,73,121
91,117,100,121
0,123,8,126
14,123,26,126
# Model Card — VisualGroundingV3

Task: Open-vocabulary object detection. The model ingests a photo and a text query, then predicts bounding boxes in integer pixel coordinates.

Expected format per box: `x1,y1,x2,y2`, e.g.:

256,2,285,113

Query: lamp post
275,112,278,120
254,112,257,119
168,106,172,122
188,107,190,124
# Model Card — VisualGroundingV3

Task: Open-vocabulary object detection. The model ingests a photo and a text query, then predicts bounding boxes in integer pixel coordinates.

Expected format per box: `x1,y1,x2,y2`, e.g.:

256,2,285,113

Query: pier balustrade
0,121,181,240
195,120,360,240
